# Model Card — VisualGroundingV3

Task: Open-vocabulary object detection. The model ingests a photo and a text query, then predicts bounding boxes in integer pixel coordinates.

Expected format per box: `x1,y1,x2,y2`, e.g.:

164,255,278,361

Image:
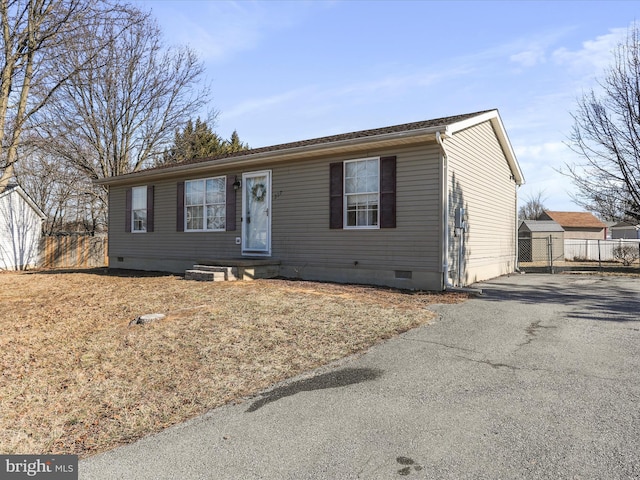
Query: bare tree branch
39,5,209,182
518,190,548,221
0,0,136,193
564,24,640,221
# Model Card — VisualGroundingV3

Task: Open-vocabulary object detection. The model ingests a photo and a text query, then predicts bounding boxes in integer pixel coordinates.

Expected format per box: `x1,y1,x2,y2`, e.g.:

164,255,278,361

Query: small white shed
0,183,46,270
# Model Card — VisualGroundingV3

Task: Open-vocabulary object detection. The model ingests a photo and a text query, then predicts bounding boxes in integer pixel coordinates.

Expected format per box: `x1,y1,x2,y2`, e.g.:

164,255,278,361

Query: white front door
242,170,271,256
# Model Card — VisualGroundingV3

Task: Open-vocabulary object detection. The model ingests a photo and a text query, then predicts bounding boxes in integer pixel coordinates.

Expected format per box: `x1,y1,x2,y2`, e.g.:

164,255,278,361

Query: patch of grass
0,271,465,457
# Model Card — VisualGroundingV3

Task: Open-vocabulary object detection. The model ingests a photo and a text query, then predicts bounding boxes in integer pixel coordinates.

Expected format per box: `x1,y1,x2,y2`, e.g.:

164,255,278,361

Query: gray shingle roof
519,220,564,233
147,109,495,172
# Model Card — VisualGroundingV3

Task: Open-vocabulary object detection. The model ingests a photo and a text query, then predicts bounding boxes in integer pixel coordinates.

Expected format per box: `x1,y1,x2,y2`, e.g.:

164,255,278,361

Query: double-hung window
344,157,379,228
131,186,147,232
330,155,395,230
185,177,226,231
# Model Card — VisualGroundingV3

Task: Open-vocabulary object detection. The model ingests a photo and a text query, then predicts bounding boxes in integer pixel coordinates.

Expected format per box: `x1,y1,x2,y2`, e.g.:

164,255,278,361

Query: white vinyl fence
564,239,640,262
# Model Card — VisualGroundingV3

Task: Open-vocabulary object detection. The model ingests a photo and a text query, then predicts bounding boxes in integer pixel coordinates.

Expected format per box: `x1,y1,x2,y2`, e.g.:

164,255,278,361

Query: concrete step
184,269,227,282
192,265,238,281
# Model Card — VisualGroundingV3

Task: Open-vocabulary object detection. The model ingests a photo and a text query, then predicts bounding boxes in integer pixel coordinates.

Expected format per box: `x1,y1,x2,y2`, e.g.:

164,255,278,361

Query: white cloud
552,26,628,73
334,67,472,97
157,3,264,62
223,87,315,119
515,141,569,159
148,1,314,63
222,63,473,123
510,48,546,68
504,28,576,69
518,176,580,211
515,141,584,210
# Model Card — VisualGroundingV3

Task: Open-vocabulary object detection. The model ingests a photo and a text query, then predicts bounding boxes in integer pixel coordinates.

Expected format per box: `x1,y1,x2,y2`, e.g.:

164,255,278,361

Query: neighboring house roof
0,183,46,219
519,220,564,233
96,109,524,187
612,221,640,229
541,211,606,229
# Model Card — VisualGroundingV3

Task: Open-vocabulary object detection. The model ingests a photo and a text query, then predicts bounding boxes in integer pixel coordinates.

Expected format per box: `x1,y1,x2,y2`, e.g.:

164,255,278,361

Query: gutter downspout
436,131,455,290
515,184,521,273
437,131,483,295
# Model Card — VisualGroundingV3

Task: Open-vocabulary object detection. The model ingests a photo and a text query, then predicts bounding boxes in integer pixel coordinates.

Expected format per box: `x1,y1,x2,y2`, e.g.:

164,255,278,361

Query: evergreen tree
224,130,249,153
162,119,249,165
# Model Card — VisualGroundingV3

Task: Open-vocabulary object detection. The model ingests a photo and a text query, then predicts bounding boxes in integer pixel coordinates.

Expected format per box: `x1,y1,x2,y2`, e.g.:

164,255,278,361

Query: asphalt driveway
80,273,640,479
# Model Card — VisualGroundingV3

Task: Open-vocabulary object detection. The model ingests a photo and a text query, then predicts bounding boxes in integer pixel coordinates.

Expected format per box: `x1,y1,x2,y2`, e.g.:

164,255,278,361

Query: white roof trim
447,109,524,186
0,185,47,219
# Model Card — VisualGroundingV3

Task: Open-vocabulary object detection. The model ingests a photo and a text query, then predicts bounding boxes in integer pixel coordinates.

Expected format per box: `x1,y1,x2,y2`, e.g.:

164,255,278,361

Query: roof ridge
141,109,497,174
543,210,606,227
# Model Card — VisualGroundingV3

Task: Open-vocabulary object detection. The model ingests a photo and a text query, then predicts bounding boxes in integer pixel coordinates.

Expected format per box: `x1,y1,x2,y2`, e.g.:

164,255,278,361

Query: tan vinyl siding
561,228,605,240
109,174,243,265
271,147,441,268
108,145,443,288
445,120,517,285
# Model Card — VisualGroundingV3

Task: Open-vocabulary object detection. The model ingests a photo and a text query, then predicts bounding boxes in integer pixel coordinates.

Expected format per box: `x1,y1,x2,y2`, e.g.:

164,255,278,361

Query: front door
242,170,271,256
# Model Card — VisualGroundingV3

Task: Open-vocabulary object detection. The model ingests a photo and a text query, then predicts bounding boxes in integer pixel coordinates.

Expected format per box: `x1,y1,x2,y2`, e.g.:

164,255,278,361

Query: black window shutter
146,185,155,232
226,175,236,231
380,156,397,228
176,181,185,232
125,187,132,232
329,162,343,229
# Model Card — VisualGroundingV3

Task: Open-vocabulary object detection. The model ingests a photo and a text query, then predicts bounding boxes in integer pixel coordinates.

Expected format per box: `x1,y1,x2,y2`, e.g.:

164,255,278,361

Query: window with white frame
131,186,147,232
344,157,379,228
185,177,226,231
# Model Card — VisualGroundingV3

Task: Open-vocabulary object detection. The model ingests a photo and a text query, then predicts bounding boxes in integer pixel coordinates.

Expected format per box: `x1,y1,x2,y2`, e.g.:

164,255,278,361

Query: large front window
344,157,379,228
185,177,226,231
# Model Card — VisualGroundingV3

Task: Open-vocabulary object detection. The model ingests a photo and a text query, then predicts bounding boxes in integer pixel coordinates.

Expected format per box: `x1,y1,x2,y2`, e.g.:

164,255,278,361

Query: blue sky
139,0,639,212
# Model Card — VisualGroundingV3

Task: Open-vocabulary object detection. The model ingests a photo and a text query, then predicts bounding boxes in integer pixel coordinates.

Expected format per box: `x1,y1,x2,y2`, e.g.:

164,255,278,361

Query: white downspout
515,184,521,272
436,131,455,290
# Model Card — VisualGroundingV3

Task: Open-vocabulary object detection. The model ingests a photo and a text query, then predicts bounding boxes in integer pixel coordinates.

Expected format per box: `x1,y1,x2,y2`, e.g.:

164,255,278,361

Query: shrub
613,245,640,266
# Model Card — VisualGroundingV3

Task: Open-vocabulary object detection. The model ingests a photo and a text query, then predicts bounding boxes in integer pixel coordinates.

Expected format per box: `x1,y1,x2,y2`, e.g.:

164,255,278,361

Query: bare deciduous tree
2,2,210,231
564,24,640,221
14,146,103,234
39,4,209,193
0,0,132,193
518,190,548,220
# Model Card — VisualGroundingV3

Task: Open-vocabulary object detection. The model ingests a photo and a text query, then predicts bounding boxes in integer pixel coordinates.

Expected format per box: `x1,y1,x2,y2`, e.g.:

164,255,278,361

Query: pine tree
161,119,249,165
223,130,249,153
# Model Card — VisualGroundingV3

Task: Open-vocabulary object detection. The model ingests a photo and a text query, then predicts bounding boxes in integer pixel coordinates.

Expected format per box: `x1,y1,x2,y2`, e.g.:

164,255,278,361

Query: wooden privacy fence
40,235,108,269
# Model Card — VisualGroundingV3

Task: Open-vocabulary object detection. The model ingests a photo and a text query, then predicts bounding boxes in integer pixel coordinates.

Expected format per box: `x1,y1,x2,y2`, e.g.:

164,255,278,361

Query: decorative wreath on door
251,183,267,202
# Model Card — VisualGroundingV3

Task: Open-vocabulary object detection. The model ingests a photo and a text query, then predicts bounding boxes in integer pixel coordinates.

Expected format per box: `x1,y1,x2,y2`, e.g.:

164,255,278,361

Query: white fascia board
446,110,499,134
0,186,46,218
447,109,525,186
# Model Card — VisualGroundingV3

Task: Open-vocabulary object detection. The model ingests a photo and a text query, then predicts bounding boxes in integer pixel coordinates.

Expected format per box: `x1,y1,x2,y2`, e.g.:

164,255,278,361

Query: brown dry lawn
0,269,465,458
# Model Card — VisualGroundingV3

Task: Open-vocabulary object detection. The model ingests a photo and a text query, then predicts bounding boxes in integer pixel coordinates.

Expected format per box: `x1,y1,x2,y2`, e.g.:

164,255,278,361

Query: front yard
0,270,464,458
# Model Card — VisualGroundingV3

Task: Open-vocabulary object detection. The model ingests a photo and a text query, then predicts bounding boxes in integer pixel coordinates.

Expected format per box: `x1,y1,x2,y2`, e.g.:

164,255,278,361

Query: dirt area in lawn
0,269,466,458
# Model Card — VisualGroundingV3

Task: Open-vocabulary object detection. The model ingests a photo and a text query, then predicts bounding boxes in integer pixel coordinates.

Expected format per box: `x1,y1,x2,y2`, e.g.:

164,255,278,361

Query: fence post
584,239,588,261
598,239,601,271
548,234,554,274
